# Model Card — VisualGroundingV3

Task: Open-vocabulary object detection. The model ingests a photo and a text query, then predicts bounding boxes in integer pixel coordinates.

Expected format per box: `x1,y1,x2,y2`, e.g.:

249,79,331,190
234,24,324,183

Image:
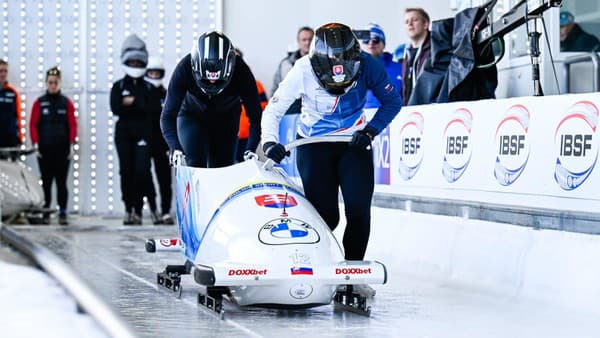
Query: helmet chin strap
326,81,357,96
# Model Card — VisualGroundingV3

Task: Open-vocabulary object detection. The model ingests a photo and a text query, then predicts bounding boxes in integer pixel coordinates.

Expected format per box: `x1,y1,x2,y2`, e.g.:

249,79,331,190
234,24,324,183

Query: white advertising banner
375,93,600,213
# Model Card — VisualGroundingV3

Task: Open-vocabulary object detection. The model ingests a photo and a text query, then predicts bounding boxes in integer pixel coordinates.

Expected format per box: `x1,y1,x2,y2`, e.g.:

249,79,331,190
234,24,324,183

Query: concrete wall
223,0,455,96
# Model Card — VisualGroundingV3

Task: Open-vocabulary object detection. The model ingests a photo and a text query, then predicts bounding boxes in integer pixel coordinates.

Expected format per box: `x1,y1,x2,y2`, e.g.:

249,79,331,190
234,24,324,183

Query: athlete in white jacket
261,23,402,263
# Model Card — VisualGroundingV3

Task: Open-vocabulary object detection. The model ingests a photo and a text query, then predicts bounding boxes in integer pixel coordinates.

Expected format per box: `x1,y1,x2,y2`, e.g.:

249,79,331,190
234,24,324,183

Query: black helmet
190,31,236,96
309,23,361,96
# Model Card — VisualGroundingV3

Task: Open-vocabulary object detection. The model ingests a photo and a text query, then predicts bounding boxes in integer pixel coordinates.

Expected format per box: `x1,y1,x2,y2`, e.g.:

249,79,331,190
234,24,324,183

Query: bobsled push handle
283,135,352,152
262,135,352,170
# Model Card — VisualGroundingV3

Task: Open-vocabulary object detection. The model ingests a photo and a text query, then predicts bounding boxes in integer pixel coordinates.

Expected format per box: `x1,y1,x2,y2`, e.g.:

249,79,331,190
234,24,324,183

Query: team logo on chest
332,65,345,83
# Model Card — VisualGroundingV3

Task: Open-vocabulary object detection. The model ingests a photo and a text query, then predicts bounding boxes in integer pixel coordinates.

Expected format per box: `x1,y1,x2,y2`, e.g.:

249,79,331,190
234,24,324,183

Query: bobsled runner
146,136,386,317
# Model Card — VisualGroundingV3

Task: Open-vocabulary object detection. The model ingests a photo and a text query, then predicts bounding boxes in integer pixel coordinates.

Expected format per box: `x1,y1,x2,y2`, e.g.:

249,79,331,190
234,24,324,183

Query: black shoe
123,212,134,225
161,213,174,225
150,210,163,225
58,213,69,226
42,214,50,225
132,213,142,225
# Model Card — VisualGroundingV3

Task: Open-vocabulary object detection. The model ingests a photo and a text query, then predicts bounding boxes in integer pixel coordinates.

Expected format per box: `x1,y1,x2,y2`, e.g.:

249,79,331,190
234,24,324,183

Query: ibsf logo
332,64,346,83
398,112,424,180
259,218,320,245
494,105,530,186
442,108,473,183
554,101,599,190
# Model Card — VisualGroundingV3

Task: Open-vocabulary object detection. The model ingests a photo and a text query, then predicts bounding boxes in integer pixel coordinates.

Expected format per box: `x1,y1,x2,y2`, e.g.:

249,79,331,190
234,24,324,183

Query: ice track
11,208,600,338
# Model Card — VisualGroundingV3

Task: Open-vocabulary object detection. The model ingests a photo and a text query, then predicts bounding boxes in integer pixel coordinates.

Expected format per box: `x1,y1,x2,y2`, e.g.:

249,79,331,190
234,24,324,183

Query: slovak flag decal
333,65,344,75
255,194,298,208
290,266,313,275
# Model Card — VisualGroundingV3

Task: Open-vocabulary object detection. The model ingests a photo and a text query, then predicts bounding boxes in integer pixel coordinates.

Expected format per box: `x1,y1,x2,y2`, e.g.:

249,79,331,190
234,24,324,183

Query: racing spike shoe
161,213,174,225
123,212,134,225
132,213,142,225
151,210,163,225
58,212,69,226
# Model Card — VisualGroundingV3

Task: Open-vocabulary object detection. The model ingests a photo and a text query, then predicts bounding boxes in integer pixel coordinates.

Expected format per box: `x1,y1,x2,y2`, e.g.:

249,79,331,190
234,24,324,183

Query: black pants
115,124,153,215
297,142,374,260
235,138,248,163
37,146,70,211
151,132,172,214
177,114,239,168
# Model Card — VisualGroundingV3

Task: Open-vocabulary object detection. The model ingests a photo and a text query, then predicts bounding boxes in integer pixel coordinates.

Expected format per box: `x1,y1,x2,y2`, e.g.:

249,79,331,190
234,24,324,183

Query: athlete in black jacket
160,31,262,168
145,57,173,224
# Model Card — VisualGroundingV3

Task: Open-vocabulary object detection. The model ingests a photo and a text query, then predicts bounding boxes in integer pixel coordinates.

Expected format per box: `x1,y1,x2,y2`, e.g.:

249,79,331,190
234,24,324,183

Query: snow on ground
0,261,106,338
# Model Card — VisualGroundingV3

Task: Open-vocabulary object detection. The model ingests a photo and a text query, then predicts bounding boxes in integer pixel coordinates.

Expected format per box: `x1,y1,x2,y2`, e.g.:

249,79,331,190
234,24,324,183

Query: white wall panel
0,0,221,215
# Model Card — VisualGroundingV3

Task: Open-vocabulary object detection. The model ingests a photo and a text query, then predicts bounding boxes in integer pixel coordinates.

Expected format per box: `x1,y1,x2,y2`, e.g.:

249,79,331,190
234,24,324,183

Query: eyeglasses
362,37,382,45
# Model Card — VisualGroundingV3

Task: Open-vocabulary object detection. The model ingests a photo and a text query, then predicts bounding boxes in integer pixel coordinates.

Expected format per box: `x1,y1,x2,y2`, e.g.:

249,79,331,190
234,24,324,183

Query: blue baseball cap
368,23,386,45
560,11,574,26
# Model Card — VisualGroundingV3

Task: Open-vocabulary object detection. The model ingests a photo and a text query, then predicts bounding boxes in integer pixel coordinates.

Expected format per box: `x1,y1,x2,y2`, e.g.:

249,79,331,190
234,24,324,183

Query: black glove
349,126,376,150
263,142,289,163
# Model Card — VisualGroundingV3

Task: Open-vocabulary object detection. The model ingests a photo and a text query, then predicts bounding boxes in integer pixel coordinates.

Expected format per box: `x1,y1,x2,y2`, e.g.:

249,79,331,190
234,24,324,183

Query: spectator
361,23,403,108
234,49,268,163
272,26,314,115
261,23,402,297
560,11,600,52
29,67,77,225
0,59,23,152
402,7,431,106
144,56,173,224
110,34,154,225
160,31,262,168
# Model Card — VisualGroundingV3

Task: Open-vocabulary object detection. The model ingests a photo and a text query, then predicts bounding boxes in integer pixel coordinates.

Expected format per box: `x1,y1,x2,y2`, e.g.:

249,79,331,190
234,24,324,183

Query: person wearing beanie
144,56,174,225
110,34,155,225
560,11,600,52
29,66,78,225
361,23,403,108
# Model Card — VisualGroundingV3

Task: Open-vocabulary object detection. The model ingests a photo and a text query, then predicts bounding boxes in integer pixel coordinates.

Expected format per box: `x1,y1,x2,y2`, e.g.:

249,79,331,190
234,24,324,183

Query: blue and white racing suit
261,52,402,260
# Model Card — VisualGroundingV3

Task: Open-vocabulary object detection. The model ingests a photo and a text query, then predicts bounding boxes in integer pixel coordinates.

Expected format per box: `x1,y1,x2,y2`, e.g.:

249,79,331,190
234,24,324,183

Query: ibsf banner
384,94,600,214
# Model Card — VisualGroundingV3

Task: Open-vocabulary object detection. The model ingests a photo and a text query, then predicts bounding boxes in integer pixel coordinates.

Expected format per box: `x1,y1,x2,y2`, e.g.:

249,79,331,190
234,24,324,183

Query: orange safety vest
239,80,267,139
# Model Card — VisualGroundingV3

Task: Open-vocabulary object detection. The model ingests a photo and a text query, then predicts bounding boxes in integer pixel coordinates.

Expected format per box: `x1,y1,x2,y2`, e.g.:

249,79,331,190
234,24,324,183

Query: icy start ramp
7,212,600,338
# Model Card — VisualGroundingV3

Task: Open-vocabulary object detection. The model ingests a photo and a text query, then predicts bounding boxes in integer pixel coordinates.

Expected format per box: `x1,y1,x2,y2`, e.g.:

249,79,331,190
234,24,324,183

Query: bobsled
0,148,44,222
149,136,386,316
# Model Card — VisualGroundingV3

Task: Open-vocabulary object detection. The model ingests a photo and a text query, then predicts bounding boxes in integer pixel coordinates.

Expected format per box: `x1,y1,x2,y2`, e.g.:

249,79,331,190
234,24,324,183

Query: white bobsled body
175,158,386,307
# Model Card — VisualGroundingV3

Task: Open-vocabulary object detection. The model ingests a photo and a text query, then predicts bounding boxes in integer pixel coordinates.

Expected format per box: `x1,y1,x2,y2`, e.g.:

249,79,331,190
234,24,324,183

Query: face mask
122,65,146,78
144,77,163,87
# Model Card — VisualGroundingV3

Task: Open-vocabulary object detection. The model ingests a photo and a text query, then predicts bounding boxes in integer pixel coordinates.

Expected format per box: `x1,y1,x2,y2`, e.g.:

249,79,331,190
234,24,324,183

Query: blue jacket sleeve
364,55,403,134
160,56,190,151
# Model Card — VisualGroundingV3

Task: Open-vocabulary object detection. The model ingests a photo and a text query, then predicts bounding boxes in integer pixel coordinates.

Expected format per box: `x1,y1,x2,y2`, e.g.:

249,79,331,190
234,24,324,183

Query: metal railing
0,225,135,338
563,52,600,93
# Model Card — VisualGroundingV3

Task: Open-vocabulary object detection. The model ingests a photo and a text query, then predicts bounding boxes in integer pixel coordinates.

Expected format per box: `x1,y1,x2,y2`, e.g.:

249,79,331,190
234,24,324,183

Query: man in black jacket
402,7,432,106
560,11,600,52
110,34,154,225
160,31,262,168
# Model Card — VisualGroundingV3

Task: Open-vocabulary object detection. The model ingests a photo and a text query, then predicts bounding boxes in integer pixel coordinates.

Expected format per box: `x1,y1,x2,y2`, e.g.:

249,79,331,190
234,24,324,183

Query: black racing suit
0,83,21,149
110,76,154,215
148,84,172,214
30,92,76,212
160,54,262,168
